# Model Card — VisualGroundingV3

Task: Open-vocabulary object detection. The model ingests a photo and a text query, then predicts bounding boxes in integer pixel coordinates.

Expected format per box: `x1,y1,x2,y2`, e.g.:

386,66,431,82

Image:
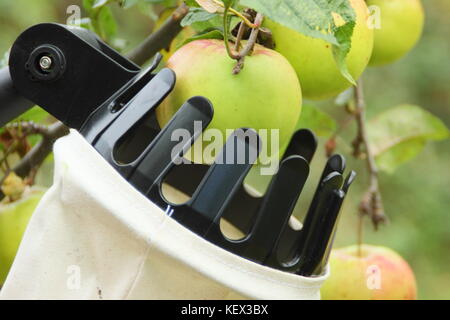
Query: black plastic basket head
1,23,358,276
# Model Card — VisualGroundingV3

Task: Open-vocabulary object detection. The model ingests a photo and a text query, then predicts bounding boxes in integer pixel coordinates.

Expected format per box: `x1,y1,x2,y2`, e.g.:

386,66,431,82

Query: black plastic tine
305,154,346,226
298,171,343,243
295,189,346,277
313,171,357,275
86,53,164,137
283,129,318,163
343,170,357,193
183,129,261,236
128,96,214,193
220,128,318,235
282,171,343,265
147,53,164,73
240,156,310,264
321,154,346,180
277,154,346,262
84,67,175,144
218,129,316,259
92,68,176,159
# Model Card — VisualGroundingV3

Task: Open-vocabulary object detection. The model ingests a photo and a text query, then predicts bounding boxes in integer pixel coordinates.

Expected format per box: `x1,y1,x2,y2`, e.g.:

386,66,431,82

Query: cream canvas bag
0,130,329,300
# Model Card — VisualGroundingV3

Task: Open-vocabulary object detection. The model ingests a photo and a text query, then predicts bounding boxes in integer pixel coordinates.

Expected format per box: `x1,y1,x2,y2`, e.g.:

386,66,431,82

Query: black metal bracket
7,23,140,129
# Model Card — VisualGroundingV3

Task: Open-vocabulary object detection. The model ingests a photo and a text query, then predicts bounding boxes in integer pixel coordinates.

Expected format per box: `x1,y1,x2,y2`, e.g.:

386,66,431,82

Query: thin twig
223,5,240,60
125,3,189,65
5,121,53,137
8,122,69,179
232,13,264,74
353,79,387,230
234,21,247,51
0,121,69,200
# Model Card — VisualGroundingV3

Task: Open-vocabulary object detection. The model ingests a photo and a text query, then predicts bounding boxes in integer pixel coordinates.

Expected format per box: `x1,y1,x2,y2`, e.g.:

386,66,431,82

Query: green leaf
180,29,224,47
93,0,109,8
182,6,240,32
82,0,96,13
368,104,449,173
240,0,356,81
295,104,336,137
184,0,201,7
241,0,355,44
332,20,356,85
181,7,218,27
374,138,427,174
97,6,118,40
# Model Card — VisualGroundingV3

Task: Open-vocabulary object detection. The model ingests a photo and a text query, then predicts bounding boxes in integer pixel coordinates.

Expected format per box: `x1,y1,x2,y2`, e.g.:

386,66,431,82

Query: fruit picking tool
0,23,356,275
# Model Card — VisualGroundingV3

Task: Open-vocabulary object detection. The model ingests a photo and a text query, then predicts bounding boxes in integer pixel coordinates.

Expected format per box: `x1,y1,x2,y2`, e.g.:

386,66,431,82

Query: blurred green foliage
0,0,448,299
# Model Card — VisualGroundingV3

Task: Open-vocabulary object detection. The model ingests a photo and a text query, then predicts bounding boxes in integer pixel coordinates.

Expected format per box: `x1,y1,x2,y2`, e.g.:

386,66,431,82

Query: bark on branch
126,3,189,66
11,121,69,179
353,79,387,229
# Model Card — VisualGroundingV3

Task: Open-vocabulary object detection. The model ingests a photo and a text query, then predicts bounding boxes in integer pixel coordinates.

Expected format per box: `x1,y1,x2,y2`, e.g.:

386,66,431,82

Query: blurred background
0,0,448,299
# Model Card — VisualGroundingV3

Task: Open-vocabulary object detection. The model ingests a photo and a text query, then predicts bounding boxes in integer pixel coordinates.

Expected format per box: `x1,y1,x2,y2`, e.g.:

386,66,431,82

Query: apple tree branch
352,79,387,230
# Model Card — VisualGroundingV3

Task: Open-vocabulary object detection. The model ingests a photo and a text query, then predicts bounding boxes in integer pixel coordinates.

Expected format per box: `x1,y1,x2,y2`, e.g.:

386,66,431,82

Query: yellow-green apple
321,244,417,300
367,0,424,66
264,0,374,100
156,39,302,164
0,187,45,285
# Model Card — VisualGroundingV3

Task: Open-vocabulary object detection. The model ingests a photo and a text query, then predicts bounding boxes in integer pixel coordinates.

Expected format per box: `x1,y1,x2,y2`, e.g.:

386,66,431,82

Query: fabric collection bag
0,130,329,300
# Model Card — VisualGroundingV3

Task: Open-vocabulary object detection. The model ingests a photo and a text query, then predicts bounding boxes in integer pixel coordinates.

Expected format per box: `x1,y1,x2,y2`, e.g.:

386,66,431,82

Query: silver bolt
39,56,53,71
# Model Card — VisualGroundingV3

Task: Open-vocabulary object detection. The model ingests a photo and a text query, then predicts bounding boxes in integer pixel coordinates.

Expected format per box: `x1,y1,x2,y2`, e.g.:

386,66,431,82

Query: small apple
367,0,424,66
156,39,302,164
321,244,417,300
0,173,46,285
264,0,374,100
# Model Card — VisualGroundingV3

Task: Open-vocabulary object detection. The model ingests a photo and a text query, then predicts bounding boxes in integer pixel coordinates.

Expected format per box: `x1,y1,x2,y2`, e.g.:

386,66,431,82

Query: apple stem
223,6,241,60
352,79,388,230
234,20,248,52
231,13,264,74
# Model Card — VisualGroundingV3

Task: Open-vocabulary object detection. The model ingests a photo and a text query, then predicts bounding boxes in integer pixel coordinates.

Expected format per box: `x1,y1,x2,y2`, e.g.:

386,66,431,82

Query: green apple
0,187,45,285
264,0,374,100
367,0,424,66
321,244,417,300
156,39,302,164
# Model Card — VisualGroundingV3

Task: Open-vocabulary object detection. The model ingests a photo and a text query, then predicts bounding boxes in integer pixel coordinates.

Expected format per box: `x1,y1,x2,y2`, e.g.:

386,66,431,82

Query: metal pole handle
0,67,33,127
